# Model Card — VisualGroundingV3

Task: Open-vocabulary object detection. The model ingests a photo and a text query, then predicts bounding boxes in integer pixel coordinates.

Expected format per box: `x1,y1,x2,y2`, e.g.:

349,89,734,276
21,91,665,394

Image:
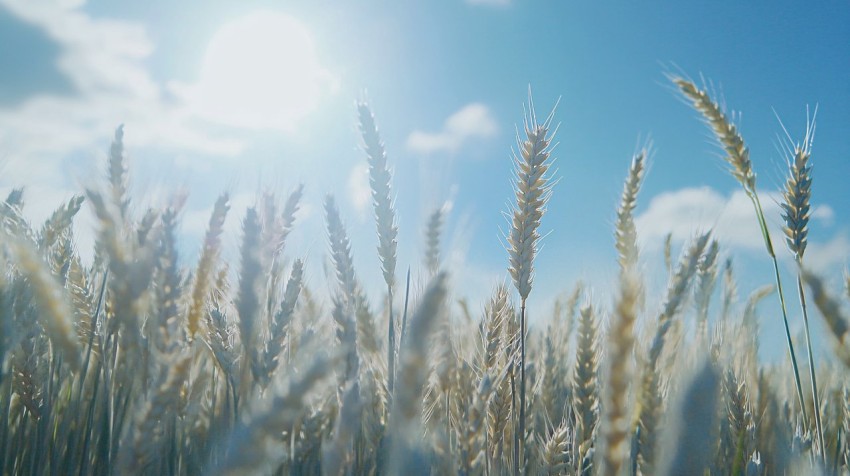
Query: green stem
750,191,809,430
797,271,825,462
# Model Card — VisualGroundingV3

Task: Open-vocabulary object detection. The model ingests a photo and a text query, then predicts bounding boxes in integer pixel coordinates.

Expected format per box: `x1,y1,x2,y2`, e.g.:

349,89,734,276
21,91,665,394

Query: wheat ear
573,303,599,454
424,205,446,277
236,207,263,382
188,193,229,340
358,101,399,399
6,235,81,370
507,96,556,474
108,124,130,222
673,77,808,430
600,271,639,476
615,149,646,273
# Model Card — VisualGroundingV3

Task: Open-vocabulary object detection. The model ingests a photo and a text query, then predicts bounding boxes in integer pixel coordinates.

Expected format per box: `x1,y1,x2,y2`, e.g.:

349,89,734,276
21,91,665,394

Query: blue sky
1,0,848,359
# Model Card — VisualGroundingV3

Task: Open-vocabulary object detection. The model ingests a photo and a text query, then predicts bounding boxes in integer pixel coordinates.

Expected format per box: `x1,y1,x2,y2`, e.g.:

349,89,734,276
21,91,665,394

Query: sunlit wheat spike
660,360,719,476
600,270,639,476
573,303,599,449
188,193,229,339
108,124,131,221
38,195,84,249
615,148,646,273
358,101,398,290
672,78,756,192
6,235,81,370
648,231,710,365
324,195,359,305
539,420,570,475
694,239,720,328
803,271,850,368
507,98,556,301
236,207,263,375
424,205,445,277
781,145,812,261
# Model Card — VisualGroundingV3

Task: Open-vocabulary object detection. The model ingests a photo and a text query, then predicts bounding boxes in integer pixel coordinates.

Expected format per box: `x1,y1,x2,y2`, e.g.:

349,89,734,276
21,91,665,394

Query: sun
189,11,335,131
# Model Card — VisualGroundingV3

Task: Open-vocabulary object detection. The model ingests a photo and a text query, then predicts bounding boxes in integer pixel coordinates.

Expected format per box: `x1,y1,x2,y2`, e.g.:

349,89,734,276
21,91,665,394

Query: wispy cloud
635,186,835,254
0,0,245,187
406,103,497,155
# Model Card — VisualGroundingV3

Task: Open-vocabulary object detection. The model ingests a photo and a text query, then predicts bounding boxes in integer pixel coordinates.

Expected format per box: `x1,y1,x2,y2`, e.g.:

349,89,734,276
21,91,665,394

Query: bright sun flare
190,11,334,131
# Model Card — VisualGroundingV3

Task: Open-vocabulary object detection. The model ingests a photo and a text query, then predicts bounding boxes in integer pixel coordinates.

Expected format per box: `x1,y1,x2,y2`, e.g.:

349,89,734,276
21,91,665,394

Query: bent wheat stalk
673,77,808,431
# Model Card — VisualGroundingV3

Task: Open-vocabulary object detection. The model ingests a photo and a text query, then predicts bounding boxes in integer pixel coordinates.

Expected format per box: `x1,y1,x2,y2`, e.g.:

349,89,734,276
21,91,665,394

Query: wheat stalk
673,77,809,431
507,96,556,474
188,194,229,340
600,271,639,476
358,102,400,399
780,120,826,460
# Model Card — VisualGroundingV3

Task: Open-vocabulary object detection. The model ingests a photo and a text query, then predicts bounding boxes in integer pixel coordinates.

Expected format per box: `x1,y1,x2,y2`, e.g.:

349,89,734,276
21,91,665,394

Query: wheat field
1,76,849,476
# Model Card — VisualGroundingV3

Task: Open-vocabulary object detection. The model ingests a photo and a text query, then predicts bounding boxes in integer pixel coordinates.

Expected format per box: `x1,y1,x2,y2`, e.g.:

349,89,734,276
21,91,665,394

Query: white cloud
347,163,371,215
806,232,850,274
406,103,497,155
635,186,836,253
0,0,249,187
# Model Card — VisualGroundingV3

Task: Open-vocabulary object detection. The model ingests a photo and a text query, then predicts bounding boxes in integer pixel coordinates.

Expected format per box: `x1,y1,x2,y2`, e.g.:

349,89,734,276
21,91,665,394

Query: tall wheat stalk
673,77,809,430
507,96,556,475
780,118,825,460
358,102,399,398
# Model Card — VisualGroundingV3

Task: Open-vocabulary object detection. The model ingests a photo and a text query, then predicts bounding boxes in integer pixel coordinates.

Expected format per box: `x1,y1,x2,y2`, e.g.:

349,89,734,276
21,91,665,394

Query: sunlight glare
191,11,334,131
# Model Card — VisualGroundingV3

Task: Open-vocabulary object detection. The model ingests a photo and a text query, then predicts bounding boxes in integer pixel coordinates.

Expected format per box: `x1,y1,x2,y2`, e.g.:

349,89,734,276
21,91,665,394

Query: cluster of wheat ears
1,76,849,476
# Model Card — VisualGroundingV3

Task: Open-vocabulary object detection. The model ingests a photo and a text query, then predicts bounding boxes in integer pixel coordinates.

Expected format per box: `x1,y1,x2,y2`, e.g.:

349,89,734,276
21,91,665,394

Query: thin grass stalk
673,77,809,431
